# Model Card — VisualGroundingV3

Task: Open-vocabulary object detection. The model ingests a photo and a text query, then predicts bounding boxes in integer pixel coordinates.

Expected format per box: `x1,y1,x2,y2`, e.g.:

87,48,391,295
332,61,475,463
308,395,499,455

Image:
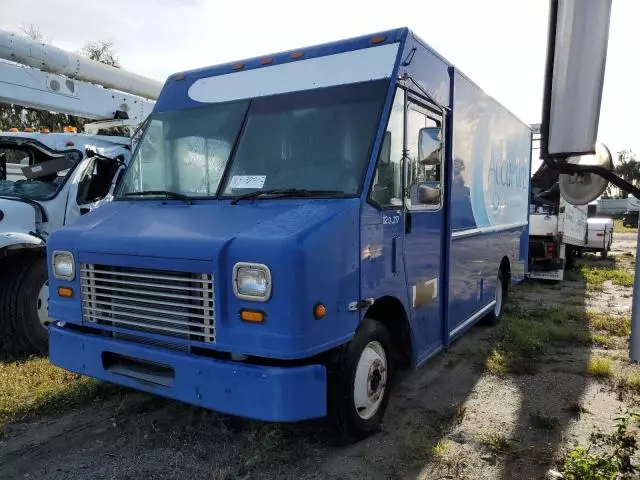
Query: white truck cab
0,27,160,355
0,132,131,353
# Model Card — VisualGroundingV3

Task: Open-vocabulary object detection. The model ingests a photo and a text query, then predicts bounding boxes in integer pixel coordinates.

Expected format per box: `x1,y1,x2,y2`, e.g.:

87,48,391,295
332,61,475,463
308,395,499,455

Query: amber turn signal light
240,309,265,323
314,303,326,320
58,286,73,298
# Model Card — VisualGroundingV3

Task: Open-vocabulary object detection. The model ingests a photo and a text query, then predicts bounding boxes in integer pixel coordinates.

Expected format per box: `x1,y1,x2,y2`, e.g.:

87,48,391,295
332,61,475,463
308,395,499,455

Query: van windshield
117,79,388,199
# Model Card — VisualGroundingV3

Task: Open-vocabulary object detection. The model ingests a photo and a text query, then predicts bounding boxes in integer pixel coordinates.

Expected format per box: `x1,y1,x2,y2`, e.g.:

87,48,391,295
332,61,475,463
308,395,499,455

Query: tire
328,318,394,439
564,247,576,270
482,269,508,326
0,256,21,354
601,249,608,258
13,256,50,355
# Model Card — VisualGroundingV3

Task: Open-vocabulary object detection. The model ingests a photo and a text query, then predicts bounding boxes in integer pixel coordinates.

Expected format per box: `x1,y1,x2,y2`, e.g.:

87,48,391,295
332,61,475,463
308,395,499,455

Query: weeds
485,305,591,375
529,410,560,430
482,433,512,456
561,411,640,479
588,312,630,337
591,334,614,348
431,439,452,458
0,357,120,429
588,357,614,378
484,349,508,376
579,263,635,289
618,373,640,393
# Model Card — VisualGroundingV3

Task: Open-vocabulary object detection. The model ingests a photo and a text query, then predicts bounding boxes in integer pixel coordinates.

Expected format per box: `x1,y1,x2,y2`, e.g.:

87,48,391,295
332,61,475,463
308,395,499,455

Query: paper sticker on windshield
229,175,266,189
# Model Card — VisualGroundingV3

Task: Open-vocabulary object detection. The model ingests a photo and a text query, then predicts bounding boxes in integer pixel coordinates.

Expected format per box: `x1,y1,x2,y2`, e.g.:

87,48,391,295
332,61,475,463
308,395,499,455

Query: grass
587,357,614,378
0,356,120,429
529,410,560,430
590,334,614,348
578,263,635,289
431,439,452,458
618,372,640,392
587,311,630,337
614,219,637,233
481,433,512,456
485,305,592,375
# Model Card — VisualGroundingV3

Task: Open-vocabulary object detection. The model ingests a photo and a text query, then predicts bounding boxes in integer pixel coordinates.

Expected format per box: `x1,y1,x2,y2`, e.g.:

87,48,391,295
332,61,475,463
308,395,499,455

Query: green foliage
482,433,512,456
604,150,639,199
562,411,640,479
587,357,614,378
0,356,120,429
486,305,591,374
578,263,635,289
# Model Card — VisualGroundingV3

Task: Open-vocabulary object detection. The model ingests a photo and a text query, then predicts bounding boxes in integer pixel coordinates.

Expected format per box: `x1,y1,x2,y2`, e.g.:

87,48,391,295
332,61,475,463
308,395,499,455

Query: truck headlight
233,263,272,301
52,251,75,280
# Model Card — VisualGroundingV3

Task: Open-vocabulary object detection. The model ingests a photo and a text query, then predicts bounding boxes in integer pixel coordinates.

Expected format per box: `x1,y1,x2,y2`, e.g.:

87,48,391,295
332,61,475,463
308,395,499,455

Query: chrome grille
80,264,215,343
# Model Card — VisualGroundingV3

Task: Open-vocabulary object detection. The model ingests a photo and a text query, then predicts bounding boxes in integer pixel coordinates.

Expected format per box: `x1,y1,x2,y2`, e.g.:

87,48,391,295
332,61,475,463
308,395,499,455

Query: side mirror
418,184,441,205
418,127,442,166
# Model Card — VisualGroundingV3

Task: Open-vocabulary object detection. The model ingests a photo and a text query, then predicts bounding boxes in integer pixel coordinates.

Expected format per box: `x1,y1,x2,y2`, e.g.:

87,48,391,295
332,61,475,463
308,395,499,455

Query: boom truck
528,125,588,281
46,28,531,437
0,28,161,355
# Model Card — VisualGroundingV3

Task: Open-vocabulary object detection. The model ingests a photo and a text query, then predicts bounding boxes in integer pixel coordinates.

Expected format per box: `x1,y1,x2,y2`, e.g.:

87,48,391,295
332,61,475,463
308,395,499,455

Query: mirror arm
543,157,640,199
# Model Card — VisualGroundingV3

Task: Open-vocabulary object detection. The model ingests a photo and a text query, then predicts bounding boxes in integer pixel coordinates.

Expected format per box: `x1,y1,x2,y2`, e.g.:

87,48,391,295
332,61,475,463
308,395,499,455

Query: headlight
233,263,272,301
52,251,75,280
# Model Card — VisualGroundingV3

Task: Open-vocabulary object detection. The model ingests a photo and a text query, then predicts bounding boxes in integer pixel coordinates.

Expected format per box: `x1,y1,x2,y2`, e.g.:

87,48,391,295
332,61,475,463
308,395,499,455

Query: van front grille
80,264,215,343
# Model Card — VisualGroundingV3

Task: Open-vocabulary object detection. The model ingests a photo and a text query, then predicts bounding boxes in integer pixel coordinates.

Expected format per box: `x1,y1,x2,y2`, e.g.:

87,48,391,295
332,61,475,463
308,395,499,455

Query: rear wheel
328,318,394,439
483,269,508,326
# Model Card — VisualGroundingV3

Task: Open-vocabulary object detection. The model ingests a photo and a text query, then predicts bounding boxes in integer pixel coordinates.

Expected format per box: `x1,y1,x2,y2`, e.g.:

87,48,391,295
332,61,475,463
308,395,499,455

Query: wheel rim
494,278,503,316
353,340,387,420
37,281,49,329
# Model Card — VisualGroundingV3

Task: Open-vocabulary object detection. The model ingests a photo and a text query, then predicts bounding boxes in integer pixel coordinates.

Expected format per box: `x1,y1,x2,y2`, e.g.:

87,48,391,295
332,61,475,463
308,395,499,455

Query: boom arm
0,60,155,123
0,28,161,126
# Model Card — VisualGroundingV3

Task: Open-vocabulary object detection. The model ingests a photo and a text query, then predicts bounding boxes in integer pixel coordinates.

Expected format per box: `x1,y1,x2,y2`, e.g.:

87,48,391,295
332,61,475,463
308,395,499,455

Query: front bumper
49,325,327,422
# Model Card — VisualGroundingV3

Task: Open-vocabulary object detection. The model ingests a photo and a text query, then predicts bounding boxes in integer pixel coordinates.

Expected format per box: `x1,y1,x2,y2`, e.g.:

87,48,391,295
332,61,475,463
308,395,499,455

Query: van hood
52,198,359,261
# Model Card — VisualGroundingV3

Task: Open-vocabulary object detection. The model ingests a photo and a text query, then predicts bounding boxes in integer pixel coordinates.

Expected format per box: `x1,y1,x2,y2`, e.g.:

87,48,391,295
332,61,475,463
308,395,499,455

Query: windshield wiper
123,190,193,204
230,188,344,205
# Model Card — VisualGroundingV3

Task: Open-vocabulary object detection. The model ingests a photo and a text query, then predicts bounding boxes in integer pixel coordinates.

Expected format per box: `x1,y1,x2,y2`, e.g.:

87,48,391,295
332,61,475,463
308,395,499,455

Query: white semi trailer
0,28,161,355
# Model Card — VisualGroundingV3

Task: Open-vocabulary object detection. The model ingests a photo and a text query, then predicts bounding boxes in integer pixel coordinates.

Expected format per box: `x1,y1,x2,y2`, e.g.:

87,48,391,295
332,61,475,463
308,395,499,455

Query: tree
603,150,640,199
0,26,123,135
20,23,45,42
80,40,120,68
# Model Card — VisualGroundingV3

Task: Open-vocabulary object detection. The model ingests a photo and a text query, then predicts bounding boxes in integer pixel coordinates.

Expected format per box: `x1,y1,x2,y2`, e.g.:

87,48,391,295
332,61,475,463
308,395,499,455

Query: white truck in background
0,28,161,355
584,217,614,257
528,155,588,281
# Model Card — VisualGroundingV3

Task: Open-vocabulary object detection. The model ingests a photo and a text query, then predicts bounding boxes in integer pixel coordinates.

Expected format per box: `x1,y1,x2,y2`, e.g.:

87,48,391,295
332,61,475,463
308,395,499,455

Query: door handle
405,211,412,234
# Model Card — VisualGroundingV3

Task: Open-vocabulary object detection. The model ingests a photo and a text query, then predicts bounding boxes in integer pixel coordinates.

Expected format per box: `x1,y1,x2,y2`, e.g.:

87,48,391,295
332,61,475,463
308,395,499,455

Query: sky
1,0,638,171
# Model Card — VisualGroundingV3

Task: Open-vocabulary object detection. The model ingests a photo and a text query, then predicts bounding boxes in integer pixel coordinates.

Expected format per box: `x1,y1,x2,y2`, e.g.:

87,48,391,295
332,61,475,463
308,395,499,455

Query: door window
369,88,404,208
405,104,443,211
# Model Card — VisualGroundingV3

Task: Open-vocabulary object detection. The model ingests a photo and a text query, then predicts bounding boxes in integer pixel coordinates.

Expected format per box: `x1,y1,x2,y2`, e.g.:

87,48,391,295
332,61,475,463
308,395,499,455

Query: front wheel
328,318,394,439
14,257,51,355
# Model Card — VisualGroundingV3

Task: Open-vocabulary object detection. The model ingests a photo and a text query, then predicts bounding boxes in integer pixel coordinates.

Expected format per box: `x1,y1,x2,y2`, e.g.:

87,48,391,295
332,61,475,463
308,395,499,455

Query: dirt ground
1,234,639,480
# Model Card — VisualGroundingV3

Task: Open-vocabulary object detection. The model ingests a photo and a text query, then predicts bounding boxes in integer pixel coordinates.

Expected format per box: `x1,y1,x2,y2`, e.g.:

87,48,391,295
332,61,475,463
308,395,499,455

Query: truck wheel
565,248,576,270
601,249,608,258
13,256,50,355
483,270,508,326
0,256,21,353
328,318,394,439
